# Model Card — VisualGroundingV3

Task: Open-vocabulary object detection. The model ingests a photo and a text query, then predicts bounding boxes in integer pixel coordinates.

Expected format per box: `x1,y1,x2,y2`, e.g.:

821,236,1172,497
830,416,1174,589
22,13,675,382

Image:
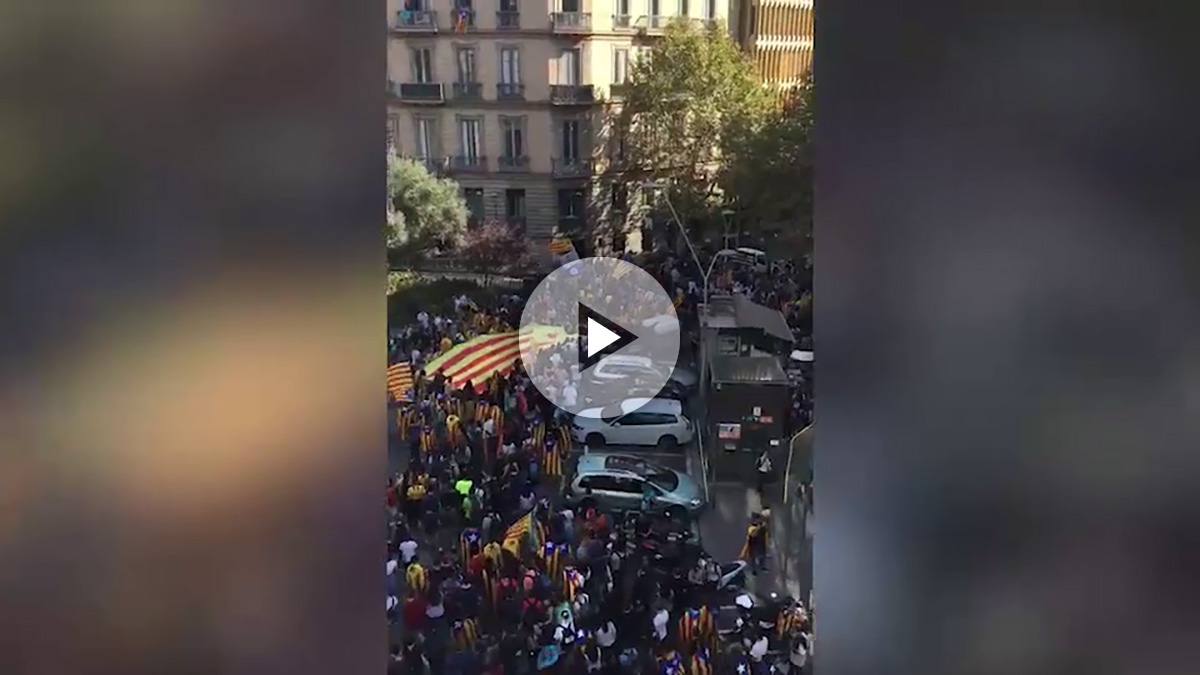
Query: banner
386,362,414,402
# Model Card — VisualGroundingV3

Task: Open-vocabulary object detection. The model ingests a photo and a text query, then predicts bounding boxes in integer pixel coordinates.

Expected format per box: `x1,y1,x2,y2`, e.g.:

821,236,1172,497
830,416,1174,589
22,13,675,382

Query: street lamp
639,182,742,390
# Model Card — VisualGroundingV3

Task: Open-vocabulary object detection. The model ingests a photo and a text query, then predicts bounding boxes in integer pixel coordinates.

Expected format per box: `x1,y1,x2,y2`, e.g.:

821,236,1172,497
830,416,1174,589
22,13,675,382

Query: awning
732,295,795,342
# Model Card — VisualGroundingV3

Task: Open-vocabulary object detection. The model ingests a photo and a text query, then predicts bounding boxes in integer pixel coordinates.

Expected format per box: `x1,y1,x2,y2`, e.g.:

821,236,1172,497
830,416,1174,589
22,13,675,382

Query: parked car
564,452,705,516
571,398,694,449
587,354,699,391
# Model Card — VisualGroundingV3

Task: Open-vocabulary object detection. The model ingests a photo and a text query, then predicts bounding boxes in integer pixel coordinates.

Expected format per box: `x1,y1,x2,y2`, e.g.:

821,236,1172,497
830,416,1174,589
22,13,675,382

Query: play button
580,303,639,370
518,257,680,417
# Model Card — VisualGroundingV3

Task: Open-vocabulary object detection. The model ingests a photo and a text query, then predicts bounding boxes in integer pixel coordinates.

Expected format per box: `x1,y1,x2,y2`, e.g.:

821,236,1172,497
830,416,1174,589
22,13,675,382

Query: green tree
612,21,774,236
721,74,814,254
386,151,468,266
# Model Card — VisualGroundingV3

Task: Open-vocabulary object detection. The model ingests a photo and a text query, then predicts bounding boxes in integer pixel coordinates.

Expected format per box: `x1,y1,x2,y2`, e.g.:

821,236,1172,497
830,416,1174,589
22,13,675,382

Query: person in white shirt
790,632,811,670
398,539,418,564
749,633,769,661
652,607,670,642
595,619,617,648
562,382,578,408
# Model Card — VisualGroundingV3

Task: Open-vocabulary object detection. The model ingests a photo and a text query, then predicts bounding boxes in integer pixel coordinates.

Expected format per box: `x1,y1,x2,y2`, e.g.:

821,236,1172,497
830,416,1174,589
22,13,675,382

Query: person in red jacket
402,592,428,634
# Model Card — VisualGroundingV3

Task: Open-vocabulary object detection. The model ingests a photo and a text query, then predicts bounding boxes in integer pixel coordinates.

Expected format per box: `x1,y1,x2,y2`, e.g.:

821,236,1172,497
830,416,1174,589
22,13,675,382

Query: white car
588,354,699,390
572,398,695,449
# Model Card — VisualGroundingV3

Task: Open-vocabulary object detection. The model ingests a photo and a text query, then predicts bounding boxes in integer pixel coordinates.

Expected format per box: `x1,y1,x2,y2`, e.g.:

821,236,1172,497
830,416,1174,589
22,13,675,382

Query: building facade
387,0,734,247
736,0,813,88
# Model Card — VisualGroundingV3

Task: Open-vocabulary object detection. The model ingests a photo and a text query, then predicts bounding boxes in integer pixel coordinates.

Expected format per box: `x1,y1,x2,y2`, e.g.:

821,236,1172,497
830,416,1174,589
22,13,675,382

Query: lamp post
639,182,743,390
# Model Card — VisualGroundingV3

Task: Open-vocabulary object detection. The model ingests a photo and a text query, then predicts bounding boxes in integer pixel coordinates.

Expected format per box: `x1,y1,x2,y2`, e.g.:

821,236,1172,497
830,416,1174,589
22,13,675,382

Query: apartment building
736,0,813,87
387,0,734,247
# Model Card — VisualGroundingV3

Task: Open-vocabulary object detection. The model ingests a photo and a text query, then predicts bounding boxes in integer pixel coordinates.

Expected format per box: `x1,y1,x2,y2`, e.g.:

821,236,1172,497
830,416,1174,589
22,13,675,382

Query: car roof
621,396,684,414
575,453,673,477
598,354,653,367
737,247,767,256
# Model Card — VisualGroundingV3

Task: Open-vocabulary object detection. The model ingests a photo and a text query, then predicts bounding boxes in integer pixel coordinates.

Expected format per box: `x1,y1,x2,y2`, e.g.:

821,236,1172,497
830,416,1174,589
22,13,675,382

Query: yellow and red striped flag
387,362,415,402
423,327,572,393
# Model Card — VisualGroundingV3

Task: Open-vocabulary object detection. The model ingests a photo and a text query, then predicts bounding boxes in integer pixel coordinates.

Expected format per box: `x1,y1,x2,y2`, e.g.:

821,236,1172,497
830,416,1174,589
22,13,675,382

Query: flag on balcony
454,8,469,33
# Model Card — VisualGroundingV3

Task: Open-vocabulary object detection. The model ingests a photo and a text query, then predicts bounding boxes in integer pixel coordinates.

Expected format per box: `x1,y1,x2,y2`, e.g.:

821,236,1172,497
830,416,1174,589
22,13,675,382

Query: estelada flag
387,362,415,402
503,509,545,557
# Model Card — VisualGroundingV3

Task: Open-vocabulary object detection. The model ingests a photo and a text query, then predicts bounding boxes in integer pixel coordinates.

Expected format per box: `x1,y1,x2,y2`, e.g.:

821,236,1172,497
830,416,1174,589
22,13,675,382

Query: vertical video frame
386,1,813,672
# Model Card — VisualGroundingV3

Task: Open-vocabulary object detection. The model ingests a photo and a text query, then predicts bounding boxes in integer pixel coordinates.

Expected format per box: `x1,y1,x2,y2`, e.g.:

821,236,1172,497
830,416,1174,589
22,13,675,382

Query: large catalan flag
423,327,571,392
386,362,415,402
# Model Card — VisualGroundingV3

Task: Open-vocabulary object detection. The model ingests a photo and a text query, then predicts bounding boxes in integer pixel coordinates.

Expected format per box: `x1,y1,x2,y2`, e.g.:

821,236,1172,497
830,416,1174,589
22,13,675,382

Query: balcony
496,82,526,100
411,155,449,174
395,10,437,32
393,82,445,104
450,155,488,173
449,9,475,30
613,14,633,30
552,157,591,178
636,14,669,33
551,12,592,33
452,82,483,100
550,84,595,105
608,83,631,100
496,10,520,29
497,155,530,172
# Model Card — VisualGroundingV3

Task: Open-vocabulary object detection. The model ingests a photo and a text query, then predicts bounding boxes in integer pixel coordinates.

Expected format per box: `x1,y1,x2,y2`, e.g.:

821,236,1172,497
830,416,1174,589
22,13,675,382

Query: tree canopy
459,219,534,283
612,21,774,234
386,151,468,265
721,73,814,254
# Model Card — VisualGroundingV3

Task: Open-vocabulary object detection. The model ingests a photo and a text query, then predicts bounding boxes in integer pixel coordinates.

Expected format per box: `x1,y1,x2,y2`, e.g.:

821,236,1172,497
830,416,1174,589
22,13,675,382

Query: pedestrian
755,449,774,497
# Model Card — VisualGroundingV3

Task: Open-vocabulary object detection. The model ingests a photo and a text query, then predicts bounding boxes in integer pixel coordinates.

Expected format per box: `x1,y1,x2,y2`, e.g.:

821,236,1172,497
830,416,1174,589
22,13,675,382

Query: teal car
564,452,706,517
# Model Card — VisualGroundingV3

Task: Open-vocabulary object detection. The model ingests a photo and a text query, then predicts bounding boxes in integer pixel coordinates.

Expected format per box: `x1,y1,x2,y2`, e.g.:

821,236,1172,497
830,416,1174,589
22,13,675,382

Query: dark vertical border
0,1,386,673
817,1,1200,674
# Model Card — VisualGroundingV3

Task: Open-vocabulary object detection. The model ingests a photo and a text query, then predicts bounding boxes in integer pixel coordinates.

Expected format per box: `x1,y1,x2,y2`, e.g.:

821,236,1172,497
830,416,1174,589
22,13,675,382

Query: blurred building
735,0,814,88
387,0,734,246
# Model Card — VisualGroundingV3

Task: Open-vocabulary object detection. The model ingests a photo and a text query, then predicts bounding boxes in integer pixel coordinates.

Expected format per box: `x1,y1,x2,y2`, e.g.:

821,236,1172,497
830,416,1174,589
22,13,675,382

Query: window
705,0,715,19
561,0,581,11
505,189,526,219
458,117,482,159
500,0,518,10
619,412,661,426
560,48,581,85
455,0,472,8
462,188,485,225
680,0,689,16
561,119,580,160
455,46,477,82
584,475,621,492
651,0,660,16
500,47,521,84
617,0,629,15
414,117,438,158
558,189,585,218
500,116,525,158
611,183,628,212
613,49,629,84
611,476,643,494
403,0,426,10
411,47,433,83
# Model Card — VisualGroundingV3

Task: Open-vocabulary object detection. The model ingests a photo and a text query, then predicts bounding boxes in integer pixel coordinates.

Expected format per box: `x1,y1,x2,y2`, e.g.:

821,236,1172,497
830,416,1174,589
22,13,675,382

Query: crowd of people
386,246,815,674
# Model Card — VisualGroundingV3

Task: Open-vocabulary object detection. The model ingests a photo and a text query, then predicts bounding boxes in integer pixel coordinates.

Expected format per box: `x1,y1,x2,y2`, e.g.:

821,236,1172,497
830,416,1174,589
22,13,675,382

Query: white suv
588,354,699,390
571,398,695,449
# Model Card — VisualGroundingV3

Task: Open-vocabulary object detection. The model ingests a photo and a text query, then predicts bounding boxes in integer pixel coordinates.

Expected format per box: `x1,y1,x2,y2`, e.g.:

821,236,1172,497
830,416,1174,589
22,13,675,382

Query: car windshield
647,470,679,492
600,405,624,424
